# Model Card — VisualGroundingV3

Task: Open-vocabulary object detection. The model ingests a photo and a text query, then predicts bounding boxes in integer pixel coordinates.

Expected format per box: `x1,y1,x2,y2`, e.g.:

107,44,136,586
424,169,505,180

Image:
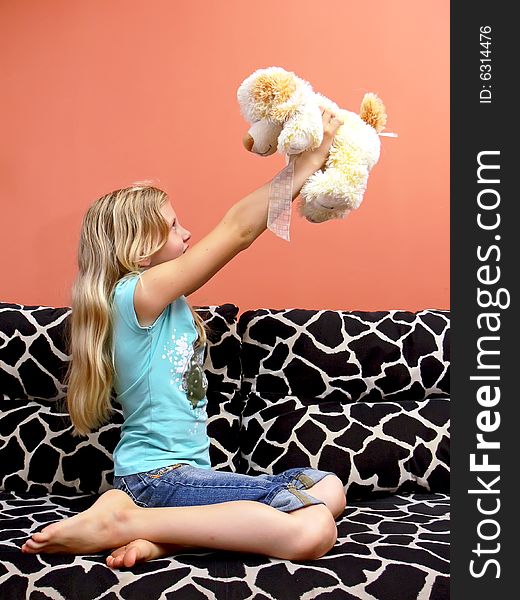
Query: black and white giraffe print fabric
240,394,450,500
238,308,450,499
0,490,449,600
0,302,450,599
238,308,450,403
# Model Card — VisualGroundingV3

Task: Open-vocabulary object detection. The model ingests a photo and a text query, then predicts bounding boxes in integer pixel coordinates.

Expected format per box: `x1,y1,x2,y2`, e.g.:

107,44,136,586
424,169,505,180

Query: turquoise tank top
111,273,210,477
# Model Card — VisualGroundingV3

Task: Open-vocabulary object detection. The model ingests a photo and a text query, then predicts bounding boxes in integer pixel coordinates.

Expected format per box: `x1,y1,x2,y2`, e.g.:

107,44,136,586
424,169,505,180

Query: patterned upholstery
0,302,450,600
239,308,450,402
0,490,449,599
238,309,450,499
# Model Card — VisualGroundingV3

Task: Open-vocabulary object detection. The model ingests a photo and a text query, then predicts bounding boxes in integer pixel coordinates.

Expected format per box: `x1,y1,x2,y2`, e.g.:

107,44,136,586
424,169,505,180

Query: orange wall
0,0,449,313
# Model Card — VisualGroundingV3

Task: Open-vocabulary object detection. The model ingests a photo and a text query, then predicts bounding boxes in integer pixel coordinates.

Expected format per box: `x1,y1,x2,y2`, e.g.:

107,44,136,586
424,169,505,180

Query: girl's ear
138,257,151,267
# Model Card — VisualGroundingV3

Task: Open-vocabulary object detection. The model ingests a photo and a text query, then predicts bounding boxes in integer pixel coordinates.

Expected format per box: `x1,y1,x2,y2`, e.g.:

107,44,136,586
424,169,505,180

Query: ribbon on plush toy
267,154,297,241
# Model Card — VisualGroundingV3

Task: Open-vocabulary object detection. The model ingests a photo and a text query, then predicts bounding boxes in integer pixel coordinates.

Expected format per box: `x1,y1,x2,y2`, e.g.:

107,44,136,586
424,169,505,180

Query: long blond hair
66,185,207,437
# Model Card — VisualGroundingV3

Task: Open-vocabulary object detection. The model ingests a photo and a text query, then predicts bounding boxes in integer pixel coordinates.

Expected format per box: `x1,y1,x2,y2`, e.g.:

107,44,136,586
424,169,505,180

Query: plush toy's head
237,67,390,227
238,67,324,157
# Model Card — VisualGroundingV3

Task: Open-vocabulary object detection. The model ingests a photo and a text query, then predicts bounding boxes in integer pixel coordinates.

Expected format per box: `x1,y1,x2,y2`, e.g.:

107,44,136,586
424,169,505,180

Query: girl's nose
182,227,191,241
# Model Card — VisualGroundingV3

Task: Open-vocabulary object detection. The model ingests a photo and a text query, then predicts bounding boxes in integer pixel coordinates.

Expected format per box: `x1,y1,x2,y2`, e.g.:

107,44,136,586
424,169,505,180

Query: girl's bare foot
21,489,138,555
106,539,193,569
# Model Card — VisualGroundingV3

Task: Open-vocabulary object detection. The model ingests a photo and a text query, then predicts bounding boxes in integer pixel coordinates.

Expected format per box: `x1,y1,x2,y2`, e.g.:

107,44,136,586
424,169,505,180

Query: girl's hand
297,107,344,172
289,107,344,201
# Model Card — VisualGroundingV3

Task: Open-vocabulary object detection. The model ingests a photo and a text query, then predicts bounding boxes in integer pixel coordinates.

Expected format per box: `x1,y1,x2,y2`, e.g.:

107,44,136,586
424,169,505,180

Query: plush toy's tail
359,93,387,133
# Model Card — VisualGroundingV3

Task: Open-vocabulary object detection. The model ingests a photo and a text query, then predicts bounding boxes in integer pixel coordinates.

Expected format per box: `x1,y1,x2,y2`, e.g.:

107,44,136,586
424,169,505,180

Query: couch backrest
237,308,450,499
0,302,242,495
1,302,450,500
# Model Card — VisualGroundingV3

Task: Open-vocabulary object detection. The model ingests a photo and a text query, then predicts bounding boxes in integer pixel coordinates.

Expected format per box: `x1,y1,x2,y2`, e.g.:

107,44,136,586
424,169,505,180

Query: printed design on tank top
161,329,208,414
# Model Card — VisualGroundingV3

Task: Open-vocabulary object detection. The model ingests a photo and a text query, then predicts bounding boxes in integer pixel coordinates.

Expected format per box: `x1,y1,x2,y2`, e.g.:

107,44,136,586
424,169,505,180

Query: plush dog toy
237,66,392,235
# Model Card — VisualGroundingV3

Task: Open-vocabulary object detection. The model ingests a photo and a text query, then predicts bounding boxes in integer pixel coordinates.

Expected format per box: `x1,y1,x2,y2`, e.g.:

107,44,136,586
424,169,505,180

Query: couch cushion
238,309,450,402
238,308,450,497
0,490,449,600
240,394,449,498
0,302,242,494
0,302,70,401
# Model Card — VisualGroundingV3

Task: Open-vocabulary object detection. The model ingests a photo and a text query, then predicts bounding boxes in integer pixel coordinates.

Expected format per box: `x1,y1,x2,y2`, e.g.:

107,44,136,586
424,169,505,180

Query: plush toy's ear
359,93,387,133
237,67,301,123
250,69,298,120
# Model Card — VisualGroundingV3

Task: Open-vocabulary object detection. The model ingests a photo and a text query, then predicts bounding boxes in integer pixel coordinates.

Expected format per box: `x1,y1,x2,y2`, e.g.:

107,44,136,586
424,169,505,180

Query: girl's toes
123,546,140,568
107,554,123,569
109,545,127,559
32,531,50,543
107,539,161,569
25,538,45,550
107,546,126,568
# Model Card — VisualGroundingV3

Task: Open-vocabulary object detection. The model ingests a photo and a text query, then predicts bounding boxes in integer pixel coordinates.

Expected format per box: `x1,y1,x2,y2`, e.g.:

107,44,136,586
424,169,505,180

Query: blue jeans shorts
113,464,336,513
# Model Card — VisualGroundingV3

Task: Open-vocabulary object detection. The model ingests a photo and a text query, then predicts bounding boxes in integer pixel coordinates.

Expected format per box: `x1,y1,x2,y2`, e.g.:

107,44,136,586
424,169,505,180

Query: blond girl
22,109,346,569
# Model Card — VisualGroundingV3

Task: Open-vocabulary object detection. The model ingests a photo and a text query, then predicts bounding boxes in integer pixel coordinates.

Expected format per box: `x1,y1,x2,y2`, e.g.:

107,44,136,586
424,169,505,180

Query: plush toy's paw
278,129,314,155
300,194,352,223
276,103,324,155
299,167,367,223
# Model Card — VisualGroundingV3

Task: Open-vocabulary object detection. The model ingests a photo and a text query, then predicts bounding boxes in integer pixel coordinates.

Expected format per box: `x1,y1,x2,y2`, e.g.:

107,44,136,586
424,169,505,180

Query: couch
0,301,450,600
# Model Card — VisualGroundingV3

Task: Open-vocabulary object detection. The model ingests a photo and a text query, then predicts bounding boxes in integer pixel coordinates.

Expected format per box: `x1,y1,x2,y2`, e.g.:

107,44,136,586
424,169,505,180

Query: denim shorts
113,464,336,513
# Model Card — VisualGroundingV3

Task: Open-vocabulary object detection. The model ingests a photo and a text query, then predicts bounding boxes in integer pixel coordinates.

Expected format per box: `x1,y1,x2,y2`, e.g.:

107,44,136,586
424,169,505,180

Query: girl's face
144,200,191,267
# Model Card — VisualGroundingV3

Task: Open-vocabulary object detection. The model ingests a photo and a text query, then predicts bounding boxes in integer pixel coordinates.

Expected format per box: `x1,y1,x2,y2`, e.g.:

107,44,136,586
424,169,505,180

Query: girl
21,108,347,569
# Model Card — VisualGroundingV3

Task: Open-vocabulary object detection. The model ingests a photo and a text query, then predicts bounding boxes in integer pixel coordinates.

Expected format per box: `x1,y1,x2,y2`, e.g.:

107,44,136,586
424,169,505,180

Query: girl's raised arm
135,110,342,326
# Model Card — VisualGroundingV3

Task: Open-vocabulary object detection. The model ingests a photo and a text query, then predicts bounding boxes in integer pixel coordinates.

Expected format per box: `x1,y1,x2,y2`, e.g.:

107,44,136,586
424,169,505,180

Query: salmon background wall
0,0,449,312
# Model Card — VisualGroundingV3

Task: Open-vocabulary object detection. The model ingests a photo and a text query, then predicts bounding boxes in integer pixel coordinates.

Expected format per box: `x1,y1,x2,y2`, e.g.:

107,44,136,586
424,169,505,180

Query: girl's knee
329,476,347,515
289,505,337,560
313,474,347,518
